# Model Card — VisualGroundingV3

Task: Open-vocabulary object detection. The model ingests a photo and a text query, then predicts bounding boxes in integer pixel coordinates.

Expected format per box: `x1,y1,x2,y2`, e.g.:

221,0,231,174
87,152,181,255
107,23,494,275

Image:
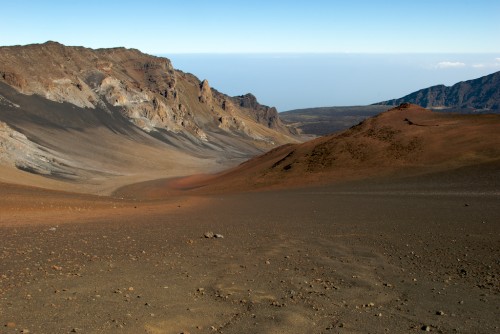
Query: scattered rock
5,322,16,328
436,310,445,315
421,325,431,331
204,232,224,239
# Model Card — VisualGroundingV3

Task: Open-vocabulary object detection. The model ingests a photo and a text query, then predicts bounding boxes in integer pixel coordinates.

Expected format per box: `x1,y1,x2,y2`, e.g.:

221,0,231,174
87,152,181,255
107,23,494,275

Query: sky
1,1,499,109
1,0,499,54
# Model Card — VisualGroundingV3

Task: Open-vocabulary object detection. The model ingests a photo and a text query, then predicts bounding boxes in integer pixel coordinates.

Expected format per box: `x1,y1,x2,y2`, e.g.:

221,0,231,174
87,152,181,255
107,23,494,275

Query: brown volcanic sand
1,163,499,333
1,104,499,333
180,105,500,193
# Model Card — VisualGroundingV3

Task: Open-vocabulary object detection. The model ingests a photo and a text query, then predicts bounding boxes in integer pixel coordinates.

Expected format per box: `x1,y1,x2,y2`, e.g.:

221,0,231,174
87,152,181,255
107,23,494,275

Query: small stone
5,322,16,328
21,330,30,333
71,329,81,333
128,287,134,291
204,232,214,238
265,260,271,265
214,234,224,239
436,310,445,315
421,325,431,331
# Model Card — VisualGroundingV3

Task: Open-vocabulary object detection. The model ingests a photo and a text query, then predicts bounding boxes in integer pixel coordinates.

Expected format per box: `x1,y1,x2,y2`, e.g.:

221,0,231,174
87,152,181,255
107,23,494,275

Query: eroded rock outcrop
199,79,213,104
0,121,72,176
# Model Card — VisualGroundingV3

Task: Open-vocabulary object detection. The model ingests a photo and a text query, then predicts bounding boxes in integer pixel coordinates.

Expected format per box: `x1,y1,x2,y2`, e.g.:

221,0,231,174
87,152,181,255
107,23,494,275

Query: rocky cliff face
376,71,500,110
0,41,296,144
0,42,300,187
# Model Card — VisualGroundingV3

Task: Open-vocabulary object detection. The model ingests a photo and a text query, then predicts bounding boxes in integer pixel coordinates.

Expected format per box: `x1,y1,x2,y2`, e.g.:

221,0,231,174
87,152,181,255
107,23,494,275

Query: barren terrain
1,69,499,334
1,159,499,333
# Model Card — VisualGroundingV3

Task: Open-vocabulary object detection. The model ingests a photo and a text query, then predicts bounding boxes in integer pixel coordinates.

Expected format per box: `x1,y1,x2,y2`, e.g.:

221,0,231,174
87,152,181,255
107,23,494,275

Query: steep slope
376,71,500,111
0,81,220,194
0,42,298,192
165,103,500,192
0,42,296,143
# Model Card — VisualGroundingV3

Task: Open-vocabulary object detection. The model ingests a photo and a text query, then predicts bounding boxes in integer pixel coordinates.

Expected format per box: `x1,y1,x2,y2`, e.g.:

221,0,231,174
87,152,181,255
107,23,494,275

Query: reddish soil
1,163,499,333
1,104,499,333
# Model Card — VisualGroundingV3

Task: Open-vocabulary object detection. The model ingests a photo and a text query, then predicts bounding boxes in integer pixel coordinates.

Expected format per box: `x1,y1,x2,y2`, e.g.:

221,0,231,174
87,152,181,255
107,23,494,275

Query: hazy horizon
163,53,500,111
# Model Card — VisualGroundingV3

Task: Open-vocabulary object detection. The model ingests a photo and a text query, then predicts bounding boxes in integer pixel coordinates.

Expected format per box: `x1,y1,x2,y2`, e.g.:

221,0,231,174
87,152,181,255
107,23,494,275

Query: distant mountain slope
0,42,299,192
176,104,500,192
280,105,390,136
376,71,500,110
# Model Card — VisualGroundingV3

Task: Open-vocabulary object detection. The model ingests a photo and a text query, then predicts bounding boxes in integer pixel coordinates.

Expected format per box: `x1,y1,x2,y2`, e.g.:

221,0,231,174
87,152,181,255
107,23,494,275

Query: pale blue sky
1,1,499,109
1,0,499,53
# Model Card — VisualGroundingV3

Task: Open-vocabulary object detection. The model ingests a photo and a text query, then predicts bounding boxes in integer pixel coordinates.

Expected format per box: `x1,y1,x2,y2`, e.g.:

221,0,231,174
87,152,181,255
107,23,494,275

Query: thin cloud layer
471,58,500,69
436,61,466,68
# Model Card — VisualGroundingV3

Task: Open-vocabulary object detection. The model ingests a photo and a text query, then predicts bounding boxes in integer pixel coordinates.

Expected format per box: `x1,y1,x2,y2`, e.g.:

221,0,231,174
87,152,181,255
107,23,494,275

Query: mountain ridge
376,71,500,110
0,41,296,139
0,41,299,193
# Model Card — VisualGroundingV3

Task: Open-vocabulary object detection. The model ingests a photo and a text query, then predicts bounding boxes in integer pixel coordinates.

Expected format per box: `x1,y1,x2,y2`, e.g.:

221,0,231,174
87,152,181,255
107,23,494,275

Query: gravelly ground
1,175,499,333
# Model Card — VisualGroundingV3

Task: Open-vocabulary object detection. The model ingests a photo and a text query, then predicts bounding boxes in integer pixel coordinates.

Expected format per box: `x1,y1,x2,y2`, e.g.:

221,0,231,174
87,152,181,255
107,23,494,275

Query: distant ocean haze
161,53,500,111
